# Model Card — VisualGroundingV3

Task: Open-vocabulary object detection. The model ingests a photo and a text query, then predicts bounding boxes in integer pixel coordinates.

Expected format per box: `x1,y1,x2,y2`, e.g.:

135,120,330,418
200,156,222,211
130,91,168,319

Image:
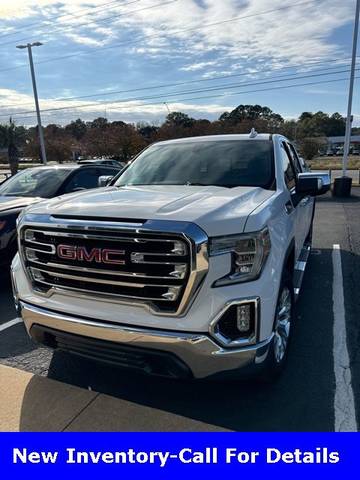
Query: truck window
115,140,275,189
286,143,303,174
280,143,296,190
63,168,100,193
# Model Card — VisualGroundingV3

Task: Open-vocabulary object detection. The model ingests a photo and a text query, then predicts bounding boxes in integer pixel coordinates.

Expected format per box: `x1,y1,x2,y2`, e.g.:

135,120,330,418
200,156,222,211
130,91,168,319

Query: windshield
115,140,274,189
0,168,72,198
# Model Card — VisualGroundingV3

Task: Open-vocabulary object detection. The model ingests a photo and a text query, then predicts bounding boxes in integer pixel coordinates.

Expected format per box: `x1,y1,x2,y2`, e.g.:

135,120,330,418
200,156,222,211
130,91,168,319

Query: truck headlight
209,227,271,286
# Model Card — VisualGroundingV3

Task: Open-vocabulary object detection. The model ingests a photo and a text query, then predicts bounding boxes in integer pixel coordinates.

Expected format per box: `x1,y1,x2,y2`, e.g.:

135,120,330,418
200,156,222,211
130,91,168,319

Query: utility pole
334,0,359,196
16,42,47,165
164,102,171,114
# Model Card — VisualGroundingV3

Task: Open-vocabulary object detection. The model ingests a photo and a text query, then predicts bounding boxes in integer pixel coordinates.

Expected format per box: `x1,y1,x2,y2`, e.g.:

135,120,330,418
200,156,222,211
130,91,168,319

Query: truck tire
260,270,295,381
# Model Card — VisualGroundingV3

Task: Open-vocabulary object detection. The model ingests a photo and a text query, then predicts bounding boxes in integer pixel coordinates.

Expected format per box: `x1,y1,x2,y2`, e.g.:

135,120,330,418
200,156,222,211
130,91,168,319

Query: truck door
280,142,307,260
286,142,314,247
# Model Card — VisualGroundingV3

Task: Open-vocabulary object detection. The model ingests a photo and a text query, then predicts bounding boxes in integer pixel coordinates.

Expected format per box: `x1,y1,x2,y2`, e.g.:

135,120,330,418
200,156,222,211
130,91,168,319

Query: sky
0,0,358,127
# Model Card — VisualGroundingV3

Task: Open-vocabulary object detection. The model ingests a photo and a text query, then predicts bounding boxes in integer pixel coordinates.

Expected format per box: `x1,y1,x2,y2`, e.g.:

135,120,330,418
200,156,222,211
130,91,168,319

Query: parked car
12,133,329,380
335,146,344,156
77,158,126,168
0,164,121,267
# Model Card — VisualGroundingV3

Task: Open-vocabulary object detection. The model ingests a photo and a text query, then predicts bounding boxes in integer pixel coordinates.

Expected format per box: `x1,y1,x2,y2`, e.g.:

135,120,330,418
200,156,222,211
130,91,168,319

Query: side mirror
297,172,330,196
98,175,114,187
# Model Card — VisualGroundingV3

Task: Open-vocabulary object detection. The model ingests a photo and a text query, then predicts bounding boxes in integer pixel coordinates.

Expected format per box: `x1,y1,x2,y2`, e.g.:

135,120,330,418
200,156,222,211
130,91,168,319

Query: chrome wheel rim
273,286,292,363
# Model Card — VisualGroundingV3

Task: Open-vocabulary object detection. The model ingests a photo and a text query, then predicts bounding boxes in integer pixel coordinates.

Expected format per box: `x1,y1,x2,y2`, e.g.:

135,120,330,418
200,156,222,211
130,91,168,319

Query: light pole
334,0,359,197
16,42,47,165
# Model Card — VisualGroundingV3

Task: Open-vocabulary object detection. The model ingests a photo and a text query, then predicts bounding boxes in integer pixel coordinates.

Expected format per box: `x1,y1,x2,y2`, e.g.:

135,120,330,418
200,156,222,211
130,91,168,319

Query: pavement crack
61,392,100,432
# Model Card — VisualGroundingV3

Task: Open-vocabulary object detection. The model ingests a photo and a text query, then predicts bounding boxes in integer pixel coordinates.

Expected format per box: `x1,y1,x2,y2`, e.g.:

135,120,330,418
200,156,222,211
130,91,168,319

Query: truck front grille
19,220,208,316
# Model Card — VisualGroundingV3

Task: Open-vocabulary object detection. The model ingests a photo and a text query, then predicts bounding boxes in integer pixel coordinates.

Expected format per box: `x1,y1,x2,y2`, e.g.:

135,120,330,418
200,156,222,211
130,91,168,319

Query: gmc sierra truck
11,132,330,380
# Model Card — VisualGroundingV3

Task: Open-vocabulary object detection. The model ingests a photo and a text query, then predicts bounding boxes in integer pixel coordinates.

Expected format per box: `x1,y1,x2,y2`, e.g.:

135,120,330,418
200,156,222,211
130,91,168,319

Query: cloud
118,0,354,65
1,1,354,65
0,0,357,124
180,61,219,72
0,87,232,126
64,32,107,47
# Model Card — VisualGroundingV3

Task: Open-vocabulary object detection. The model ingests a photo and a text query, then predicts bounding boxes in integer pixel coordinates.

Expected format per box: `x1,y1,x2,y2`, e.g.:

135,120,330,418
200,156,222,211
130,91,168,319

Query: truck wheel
260,270,294,381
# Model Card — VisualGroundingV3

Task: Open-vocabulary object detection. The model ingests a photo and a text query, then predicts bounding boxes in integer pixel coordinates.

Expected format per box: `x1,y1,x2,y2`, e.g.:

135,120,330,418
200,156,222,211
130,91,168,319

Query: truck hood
25,185,274,236
0,195,41,213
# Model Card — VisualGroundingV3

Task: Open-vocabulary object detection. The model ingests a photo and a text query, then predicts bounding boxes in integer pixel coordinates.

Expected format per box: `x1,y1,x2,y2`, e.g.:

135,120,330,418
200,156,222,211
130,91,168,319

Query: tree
82,122,146,161
24,124,75,163
298,112,313,122
0,119,26,175
279,120,298,140
137,123,159,141
65,118,87,140
165,112,195,128
219,104,284,131
87,117,109,130
299,137,326,160
296,111,346,138
3,107,349,168
326,113,346,137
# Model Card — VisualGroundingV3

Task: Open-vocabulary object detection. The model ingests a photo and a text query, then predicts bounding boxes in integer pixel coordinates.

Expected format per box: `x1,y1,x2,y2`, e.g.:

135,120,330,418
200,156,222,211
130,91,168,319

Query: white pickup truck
11,132,330,380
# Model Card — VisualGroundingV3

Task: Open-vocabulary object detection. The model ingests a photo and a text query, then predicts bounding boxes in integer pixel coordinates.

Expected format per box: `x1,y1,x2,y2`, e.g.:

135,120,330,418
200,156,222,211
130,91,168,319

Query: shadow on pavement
46,248,336,432
0,272,45,361
16,373,97,432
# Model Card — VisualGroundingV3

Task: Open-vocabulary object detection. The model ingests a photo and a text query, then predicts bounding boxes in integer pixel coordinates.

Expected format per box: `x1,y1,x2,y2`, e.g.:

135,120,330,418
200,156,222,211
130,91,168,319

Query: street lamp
16,42,47,165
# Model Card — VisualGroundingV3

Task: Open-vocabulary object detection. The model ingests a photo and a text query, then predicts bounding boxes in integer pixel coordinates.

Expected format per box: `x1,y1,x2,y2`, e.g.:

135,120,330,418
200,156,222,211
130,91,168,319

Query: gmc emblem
57,244,125,265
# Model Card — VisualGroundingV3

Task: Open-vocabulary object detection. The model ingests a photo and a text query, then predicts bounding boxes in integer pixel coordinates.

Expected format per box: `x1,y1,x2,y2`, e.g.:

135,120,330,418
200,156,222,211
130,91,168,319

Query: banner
0,433,357,478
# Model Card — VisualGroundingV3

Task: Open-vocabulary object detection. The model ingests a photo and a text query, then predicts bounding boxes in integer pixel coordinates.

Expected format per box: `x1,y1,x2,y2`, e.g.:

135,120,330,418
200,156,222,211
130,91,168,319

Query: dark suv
0,164,120,267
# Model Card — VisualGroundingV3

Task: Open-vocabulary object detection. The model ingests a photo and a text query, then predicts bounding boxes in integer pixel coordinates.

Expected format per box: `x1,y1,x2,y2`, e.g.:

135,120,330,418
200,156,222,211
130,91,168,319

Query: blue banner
0,433,358,478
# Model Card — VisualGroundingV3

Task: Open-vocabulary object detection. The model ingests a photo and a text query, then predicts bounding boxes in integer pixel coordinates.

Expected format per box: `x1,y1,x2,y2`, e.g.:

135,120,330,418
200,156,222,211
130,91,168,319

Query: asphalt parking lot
0,189,359,432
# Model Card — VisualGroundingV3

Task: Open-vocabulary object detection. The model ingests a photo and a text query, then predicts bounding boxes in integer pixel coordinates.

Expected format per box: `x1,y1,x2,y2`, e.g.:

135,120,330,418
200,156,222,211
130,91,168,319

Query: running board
293,244,311,301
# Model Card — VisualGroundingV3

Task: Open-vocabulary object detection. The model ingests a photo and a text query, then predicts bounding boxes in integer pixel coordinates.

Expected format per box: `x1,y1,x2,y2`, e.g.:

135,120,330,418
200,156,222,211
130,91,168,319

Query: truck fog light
237,304,251,332
210,299,259,348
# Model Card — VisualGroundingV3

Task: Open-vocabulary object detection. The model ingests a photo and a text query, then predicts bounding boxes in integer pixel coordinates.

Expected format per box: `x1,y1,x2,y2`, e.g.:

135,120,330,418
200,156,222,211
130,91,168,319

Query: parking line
0,318,22,333
332,244,357,432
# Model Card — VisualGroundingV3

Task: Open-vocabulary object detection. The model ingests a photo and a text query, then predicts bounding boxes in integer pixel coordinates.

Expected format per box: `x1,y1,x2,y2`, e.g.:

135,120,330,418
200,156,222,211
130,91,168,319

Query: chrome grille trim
30,277,182,303
18,214,209,317
25,256,188,280
25,229,186,246
29,267,182,291
25,245,56,254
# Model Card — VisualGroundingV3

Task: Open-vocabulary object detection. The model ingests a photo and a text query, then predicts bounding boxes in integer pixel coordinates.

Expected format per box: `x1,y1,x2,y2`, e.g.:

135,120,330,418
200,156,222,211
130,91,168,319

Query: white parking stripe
332,244,357,432
0,318,22,332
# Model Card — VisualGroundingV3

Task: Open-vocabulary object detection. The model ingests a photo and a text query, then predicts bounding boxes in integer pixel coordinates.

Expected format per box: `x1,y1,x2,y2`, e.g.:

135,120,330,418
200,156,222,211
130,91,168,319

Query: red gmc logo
57,244,125,265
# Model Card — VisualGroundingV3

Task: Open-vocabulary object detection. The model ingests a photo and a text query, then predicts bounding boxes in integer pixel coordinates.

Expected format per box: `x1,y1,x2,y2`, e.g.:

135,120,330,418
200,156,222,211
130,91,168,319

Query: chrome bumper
19,301,273,379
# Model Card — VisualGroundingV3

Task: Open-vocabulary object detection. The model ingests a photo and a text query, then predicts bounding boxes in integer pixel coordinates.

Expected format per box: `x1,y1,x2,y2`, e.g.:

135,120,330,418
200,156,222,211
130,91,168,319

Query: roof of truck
156,134,272,145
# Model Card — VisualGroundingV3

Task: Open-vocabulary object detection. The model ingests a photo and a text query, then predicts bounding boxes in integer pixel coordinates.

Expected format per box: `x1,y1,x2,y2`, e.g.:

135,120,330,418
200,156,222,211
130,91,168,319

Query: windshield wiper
184,182,229,187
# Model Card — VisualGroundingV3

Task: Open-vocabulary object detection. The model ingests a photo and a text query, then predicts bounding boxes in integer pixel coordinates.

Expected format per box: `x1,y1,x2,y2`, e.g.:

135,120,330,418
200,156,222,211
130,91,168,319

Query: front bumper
19,301,273,379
